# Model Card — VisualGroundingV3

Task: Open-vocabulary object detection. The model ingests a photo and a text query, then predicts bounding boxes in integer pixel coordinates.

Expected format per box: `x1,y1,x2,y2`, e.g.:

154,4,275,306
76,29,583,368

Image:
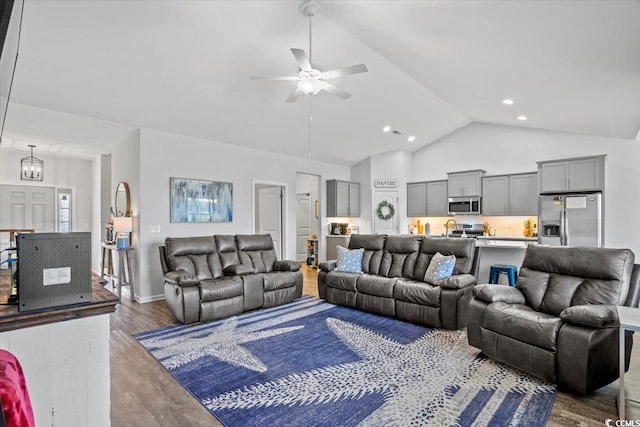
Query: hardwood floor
110,264,627,426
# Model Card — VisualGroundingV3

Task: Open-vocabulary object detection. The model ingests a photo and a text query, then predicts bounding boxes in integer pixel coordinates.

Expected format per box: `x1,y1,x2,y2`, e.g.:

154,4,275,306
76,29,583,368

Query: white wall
110,130,141,294
411,122,640,256
137,128,351,301
351,157,372,233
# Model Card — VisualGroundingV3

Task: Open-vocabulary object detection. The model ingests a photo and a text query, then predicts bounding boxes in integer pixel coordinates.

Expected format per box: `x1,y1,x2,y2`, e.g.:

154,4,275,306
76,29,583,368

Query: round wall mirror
114,182,131,217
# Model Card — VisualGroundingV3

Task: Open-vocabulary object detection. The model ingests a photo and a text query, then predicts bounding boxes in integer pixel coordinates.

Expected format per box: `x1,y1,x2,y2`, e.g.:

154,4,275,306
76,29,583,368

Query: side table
100,243,135,302
618,305,640,420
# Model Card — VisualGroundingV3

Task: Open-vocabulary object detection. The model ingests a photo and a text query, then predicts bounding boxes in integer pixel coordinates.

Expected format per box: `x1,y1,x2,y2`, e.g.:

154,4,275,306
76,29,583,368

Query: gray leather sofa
468,244,640,394
318,234,478,329
159,234,302,324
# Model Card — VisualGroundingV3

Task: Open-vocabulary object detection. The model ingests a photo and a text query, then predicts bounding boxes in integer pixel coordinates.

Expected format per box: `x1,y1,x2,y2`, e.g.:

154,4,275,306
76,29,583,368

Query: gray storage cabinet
326,179,360,217
447,170,486,197
538,155,605,193
482,172,537,216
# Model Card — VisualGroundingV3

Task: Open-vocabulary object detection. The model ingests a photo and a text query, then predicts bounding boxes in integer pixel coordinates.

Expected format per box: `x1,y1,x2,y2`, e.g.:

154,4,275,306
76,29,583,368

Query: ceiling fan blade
323,64,368,79
291,48,312,72
316,80,351,100
286,87,304,103
251,75,299,81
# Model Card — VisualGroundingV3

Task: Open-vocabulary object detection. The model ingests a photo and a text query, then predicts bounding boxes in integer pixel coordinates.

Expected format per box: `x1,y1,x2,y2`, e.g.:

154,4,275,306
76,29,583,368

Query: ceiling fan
251,0,368,103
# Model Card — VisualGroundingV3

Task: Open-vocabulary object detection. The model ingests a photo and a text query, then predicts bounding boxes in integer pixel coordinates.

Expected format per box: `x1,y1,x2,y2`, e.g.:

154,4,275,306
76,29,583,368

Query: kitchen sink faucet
445,219,457,237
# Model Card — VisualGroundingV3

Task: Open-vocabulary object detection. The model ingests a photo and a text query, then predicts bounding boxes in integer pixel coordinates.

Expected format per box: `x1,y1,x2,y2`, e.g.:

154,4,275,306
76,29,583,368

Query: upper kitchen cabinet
482,175,509,215
426,180,448,216
482,173,537,216
538,155,605,193
326,179,360,217
447,170,486,197
407,182,427,217
407,180,448,217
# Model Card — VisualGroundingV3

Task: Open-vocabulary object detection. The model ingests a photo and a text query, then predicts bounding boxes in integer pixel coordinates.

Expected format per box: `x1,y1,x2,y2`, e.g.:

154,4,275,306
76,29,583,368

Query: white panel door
257,186,283,258
296,193,312,261
373,191,399,235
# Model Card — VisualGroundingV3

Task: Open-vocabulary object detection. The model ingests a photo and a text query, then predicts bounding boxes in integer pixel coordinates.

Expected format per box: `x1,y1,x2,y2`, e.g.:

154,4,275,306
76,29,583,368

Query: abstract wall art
170,177,233,223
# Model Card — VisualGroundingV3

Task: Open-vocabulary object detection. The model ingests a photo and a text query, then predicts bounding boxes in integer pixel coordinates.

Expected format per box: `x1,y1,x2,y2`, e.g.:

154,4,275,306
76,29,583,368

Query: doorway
296,173,320,262
373,190,399,234
254,183,285,259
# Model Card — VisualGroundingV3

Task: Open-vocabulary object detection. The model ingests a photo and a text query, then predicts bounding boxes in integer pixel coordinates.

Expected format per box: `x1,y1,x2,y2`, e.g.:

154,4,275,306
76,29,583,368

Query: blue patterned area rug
134,296,556,426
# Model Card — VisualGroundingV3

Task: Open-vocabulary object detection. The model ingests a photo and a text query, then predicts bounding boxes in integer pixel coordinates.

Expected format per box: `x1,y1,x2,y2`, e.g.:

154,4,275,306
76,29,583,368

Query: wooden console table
100,243,135,302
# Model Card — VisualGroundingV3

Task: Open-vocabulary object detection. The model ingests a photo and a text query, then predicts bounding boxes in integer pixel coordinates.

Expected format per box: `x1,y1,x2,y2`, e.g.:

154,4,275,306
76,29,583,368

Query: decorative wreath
376,200,396,221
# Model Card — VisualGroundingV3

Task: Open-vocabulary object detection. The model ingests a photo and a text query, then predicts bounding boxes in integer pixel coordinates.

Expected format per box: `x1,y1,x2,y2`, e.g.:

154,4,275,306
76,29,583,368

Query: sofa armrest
439,274,477,289
273,260,301,272
473,284,525,304
318,260,337,272
164,271,199,286
560,304,619,328
223,264,255,276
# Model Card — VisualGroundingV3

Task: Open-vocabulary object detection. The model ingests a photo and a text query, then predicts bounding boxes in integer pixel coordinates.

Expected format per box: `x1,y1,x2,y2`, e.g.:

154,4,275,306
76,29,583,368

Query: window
58,190,72,232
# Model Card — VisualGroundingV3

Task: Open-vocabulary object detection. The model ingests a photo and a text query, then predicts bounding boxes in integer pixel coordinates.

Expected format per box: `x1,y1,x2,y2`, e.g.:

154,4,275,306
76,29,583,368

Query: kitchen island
475,236,538,284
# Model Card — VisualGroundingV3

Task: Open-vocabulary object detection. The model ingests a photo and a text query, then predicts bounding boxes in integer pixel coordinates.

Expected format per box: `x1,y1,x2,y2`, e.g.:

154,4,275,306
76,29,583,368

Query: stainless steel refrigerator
539,193,602,247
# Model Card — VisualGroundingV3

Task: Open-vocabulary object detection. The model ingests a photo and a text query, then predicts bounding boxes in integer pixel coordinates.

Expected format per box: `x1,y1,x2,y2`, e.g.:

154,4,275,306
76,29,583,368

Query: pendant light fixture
20,144,44,181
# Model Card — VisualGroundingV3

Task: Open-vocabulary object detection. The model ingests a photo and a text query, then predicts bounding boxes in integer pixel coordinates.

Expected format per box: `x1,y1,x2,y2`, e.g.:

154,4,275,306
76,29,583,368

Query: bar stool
489,264,518,286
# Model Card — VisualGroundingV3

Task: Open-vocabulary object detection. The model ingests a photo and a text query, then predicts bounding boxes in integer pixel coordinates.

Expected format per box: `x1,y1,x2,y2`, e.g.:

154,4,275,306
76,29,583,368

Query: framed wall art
170,177,233,223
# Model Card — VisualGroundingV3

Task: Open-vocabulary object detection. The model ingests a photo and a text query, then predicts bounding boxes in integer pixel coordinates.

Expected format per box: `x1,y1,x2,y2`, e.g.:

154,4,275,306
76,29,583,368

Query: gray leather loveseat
468,244,640,394
318,234,478,329
159,234,302,324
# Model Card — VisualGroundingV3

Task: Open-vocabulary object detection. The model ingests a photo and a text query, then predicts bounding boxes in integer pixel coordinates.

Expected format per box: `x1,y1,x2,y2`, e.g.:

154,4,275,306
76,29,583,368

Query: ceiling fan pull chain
308,100,313,158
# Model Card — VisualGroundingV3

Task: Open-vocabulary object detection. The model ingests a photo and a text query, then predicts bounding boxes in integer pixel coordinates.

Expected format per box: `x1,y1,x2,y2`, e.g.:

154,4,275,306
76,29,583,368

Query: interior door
0,184,55,264
257,186,283,258
296,193,312,261
373,191,399,235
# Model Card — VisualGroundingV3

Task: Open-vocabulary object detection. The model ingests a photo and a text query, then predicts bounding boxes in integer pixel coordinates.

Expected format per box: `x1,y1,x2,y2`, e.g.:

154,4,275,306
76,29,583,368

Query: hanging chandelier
20,144,44,181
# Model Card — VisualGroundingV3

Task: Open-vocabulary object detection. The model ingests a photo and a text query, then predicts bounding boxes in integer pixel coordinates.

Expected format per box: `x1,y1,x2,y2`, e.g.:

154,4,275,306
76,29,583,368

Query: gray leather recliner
318,234,478,329
467,244,640,394
159,234,302,324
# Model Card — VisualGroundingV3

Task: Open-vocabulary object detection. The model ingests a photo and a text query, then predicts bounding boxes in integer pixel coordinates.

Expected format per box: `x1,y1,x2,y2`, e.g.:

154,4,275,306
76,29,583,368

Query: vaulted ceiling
2,0,639,164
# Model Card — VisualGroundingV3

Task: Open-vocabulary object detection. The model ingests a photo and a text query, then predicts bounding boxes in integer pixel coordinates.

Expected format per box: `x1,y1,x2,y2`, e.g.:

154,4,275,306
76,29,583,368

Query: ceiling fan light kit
252,0,368,103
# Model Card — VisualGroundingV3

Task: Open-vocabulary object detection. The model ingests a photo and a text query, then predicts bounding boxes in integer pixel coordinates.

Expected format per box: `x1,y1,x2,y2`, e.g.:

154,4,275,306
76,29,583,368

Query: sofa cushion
324,271,360,292
336,246,364,273
424,252,456,285
483,302,563,351
520,245,635,310
164,236,224,280
394,279,441,307
348,234,386,275
200,277,244,302
413,237,476,281
214,235,240,269
236,234,278,273
264,271,299,292
379,235,421,279
356,274,397,298
223,264,255,276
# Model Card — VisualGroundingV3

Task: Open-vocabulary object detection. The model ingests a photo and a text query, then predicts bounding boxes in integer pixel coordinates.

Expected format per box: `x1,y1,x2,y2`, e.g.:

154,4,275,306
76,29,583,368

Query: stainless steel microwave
448,196,481,215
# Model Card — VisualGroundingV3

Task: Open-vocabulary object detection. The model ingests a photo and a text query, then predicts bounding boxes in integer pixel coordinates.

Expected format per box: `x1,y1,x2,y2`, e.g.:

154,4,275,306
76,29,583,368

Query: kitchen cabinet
482,172,537,216
407,182,427,217
426,180,448,216
482,176,509,215
538,155,605,193
407,180,448,217
447,170,486,197
509,173,538,215
326,180,360,217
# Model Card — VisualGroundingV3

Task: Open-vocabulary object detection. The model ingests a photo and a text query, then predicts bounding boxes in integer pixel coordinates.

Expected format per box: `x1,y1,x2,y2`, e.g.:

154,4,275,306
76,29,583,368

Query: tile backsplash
411,215,538,238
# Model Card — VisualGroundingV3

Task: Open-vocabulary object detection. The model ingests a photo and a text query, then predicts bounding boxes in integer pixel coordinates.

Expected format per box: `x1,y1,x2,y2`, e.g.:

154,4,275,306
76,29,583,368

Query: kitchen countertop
476,236,538,242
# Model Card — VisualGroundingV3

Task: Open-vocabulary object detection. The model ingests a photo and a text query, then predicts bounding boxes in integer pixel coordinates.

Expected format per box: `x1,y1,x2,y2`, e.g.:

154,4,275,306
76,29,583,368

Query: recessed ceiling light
407,136,416,142
502,98,514,105
517,115,528,121
382,126,391,133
